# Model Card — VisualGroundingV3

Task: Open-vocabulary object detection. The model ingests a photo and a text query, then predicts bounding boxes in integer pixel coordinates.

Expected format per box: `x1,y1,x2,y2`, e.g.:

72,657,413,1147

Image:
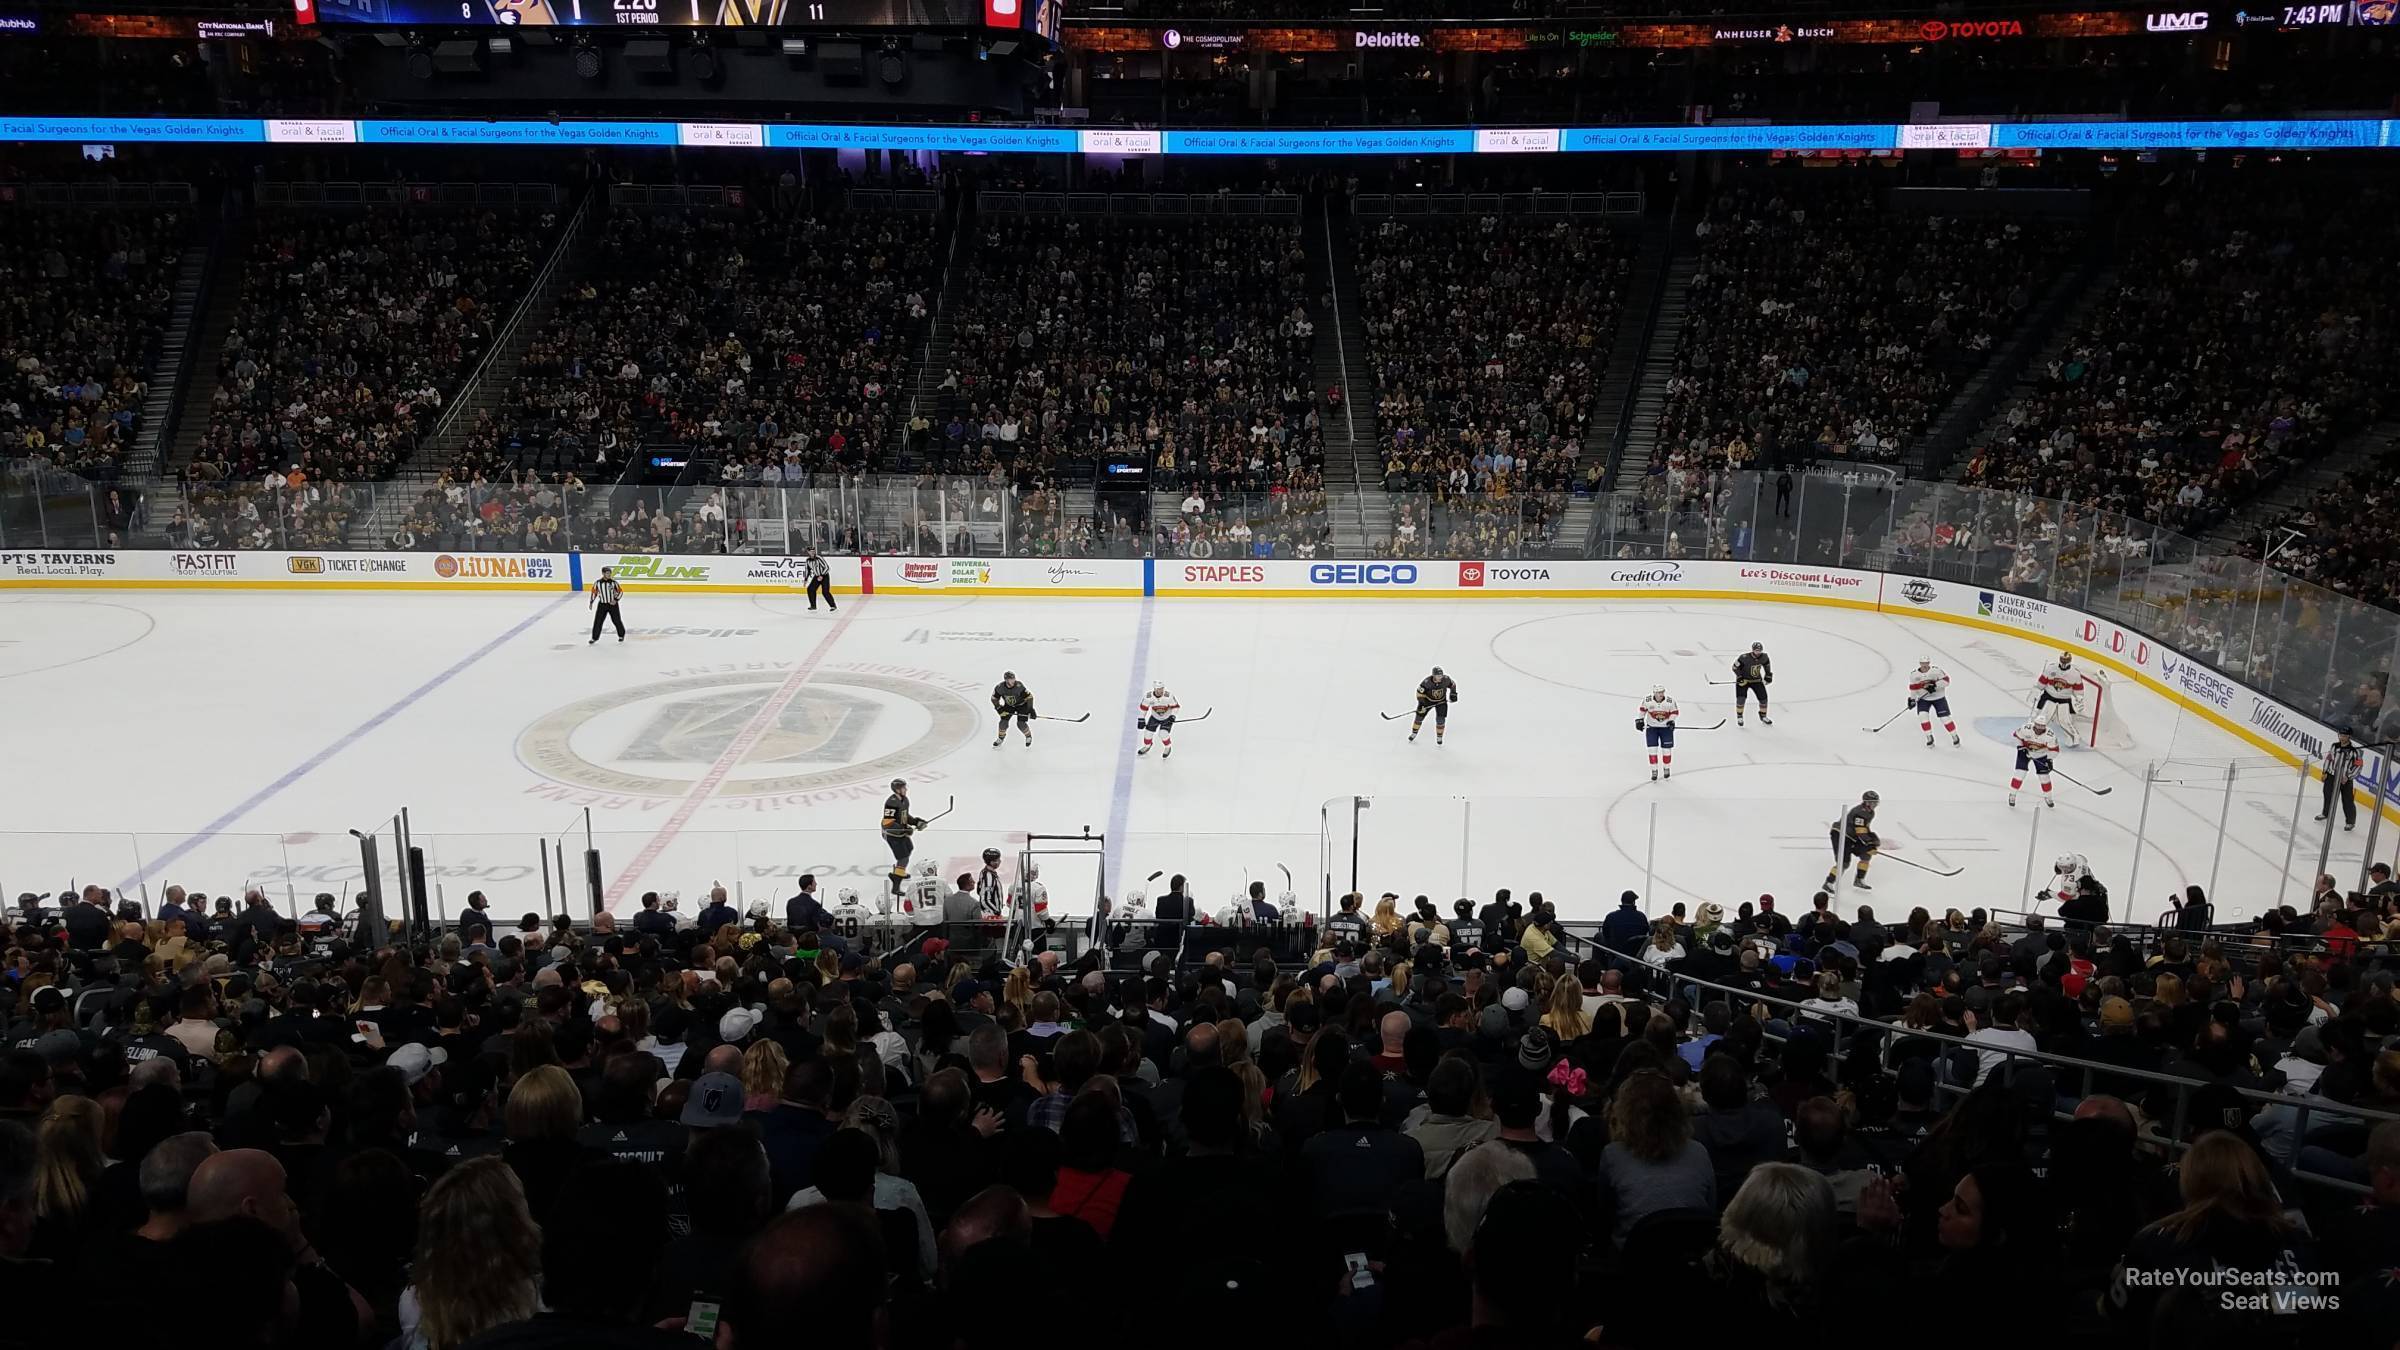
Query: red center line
600,599,866,912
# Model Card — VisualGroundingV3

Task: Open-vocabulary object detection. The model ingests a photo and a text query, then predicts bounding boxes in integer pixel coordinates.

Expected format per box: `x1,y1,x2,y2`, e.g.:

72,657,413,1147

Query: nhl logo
1900,579,1937,605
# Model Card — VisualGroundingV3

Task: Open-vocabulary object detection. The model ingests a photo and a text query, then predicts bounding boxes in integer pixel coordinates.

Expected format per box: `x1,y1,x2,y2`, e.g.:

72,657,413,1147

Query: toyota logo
1920,19,1948,38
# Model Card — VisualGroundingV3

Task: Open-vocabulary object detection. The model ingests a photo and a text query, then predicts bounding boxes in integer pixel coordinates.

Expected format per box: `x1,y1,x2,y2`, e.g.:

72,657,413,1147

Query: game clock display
309,0,1021,25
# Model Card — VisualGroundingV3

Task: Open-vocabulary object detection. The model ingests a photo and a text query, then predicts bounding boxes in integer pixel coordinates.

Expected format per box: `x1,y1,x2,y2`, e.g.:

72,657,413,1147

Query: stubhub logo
1310,563,1418,585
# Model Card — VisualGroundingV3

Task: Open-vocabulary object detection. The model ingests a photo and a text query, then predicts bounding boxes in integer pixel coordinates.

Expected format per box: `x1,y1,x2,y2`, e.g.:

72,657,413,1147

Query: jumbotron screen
307,0,1025,26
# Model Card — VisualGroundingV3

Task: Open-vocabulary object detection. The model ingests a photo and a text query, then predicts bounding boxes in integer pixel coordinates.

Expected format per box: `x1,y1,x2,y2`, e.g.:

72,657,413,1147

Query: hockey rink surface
1,589,2377,927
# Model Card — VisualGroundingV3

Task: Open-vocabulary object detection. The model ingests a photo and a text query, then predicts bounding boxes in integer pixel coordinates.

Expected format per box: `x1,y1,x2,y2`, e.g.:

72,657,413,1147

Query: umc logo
2145,10,2210,29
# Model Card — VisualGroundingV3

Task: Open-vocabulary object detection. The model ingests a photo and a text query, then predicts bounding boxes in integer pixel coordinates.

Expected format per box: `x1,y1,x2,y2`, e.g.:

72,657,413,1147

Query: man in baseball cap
681,1071,746,1130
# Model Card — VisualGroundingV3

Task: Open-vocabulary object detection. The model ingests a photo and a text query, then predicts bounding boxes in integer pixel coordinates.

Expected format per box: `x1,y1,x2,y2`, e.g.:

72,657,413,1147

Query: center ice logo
516,670,978,802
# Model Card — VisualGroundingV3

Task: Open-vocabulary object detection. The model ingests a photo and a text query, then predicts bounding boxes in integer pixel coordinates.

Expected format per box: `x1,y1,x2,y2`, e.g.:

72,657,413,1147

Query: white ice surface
0,590,2377,926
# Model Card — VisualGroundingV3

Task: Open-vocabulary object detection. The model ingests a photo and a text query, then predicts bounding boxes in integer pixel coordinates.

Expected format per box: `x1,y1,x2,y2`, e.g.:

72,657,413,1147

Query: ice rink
2,588,2380,927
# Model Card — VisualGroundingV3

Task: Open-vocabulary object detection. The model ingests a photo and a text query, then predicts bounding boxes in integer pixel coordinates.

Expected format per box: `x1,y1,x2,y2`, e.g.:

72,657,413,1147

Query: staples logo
1182,564,1264,584
1458,562,1486,588
2145,10,2209,29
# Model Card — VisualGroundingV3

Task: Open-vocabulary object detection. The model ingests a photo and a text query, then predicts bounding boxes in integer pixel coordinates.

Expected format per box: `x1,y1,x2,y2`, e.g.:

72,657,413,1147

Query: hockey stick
1707,677,1738,686
1278,863,1292,890
2052,767,2113,796
916,796,957,826
1145,870,1164,883
1380,708,1419,721
1875,850,1965,878
1035,713,1092,723
1863,708,1909,734
1179,708,1213,723
1676,719,1730,731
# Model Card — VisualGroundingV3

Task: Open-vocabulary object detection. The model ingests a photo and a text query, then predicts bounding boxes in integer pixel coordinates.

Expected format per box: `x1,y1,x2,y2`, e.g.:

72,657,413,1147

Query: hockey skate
1951,734,1961,746
1761,715,1772,726
2046,797,2056,809
1022,732,1033,746
1409,731,1419,743
1852,872,1872,890
993,736,1003,748
1138,745,1151,756
1924,733,1935,746
1650,768,1659,781
1163,746,1172,759
2008,792,2017,806
1662,766,1671,778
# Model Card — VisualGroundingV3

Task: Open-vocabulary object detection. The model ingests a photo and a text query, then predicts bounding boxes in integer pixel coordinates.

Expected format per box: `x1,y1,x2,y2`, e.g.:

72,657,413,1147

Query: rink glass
14,467,2386,738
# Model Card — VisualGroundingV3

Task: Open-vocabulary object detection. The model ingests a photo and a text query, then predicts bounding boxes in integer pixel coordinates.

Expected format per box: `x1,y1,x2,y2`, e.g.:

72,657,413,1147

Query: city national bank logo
1899,579,1937,605
172,553,238,575
517,668,978,803
433,554,555,580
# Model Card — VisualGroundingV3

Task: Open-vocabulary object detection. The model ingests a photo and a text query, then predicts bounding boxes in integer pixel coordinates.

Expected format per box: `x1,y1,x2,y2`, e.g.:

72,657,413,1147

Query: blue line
1103,565,1158,901
118,596,571,893
569,550,584,592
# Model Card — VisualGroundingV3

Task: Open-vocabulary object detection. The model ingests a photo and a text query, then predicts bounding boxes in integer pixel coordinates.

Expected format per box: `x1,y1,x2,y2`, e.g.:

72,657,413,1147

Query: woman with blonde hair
502,1064,590,1228
2107,1128,2321,1332
1002,965,1035,1018
1542,975,1591,1039
1641,918,1685,968
741,1041,790,1114
1370,893,1403,937
1707,1163,1836,1317
30,1096,108,1261
399,1156,542,1350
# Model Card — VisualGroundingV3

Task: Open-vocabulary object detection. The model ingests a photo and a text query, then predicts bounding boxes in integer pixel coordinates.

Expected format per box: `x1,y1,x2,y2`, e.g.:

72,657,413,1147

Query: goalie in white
2009,713,2061,808
1136,680,1181,758
1638,685,1680,780
2034,652,2085,741
1908,659,1960,747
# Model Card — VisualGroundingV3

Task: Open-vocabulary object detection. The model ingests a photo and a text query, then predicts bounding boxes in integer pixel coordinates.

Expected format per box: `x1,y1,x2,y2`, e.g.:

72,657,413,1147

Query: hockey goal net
2067,671,2136,751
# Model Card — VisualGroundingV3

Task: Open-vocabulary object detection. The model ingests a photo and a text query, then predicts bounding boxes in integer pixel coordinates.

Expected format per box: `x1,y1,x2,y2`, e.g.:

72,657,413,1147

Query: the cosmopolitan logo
1353,30,1422,47
2145,10,2210,29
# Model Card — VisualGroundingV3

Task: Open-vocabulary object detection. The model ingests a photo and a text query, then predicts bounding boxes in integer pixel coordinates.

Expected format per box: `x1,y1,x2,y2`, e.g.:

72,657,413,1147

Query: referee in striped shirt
589,566,625,644
2317,727,2362,829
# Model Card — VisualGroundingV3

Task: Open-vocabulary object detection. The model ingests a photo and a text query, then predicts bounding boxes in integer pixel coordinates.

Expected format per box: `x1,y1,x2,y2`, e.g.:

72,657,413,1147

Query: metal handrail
1548,922,2394,1193
424,187,594,454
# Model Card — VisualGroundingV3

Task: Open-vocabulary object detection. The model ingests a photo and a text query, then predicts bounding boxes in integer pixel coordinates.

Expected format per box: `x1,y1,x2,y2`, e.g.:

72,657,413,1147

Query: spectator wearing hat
1602,891,1648,953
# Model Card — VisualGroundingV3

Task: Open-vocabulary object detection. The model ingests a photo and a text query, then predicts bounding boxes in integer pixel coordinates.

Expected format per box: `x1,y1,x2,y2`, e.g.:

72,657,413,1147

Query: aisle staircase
122,240,216,484
1607,251,1701,491
1314,195,1377,551
157,219,250,478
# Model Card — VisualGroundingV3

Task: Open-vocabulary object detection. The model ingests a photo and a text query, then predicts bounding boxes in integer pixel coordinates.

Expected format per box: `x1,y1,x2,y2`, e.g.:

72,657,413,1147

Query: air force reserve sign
517,667,979,803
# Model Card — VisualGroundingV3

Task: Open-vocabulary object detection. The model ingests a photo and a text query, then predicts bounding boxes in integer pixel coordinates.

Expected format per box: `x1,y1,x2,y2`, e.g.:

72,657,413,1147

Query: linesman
589,566,625,644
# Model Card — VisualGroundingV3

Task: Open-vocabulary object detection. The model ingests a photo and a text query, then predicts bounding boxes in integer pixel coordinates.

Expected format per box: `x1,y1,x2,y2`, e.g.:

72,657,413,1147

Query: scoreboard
306,0,1041,27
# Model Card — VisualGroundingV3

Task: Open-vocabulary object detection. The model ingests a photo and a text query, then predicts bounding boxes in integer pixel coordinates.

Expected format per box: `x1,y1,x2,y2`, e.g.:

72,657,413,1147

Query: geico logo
1309,563,1418,585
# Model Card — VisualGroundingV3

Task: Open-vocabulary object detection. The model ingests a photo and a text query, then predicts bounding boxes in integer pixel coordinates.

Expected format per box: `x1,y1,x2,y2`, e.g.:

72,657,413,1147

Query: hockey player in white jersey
1637,685,1680,780
899,864,945,927
1908,659,1961,747
1136,681,1180,758
829,887,876,943
2037,852,2092,902
2009,713,2062,808
2034,652,2084,740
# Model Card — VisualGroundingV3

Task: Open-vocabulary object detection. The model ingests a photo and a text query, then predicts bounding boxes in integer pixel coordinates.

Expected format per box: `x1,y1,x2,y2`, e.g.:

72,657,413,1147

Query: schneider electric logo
1309,563,1418,586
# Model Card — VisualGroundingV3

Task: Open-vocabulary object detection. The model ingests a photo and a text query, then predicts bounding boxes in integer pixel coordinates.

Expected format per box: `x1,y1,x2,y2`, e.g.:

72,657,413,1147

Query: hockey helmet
889,777,907,790
1862,790,1881,802
1431,665,1444,676
919,862,940,877
2057,651,2074,667
2031,712,2049,729
836,887,859,905
1752,642,1765,653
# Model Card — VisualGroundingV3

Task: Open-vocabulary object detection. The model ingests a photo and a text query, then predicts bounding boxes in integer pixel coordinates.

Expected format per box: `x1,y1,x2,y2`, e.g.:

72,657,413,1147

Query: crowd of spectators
185,208,549,490
1960,175,2396,537
930,216,1321,495
1356,214,1626,558
1660,176,2074,487
0,208,185,478
499,206,937,484
9,860,2396,1350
